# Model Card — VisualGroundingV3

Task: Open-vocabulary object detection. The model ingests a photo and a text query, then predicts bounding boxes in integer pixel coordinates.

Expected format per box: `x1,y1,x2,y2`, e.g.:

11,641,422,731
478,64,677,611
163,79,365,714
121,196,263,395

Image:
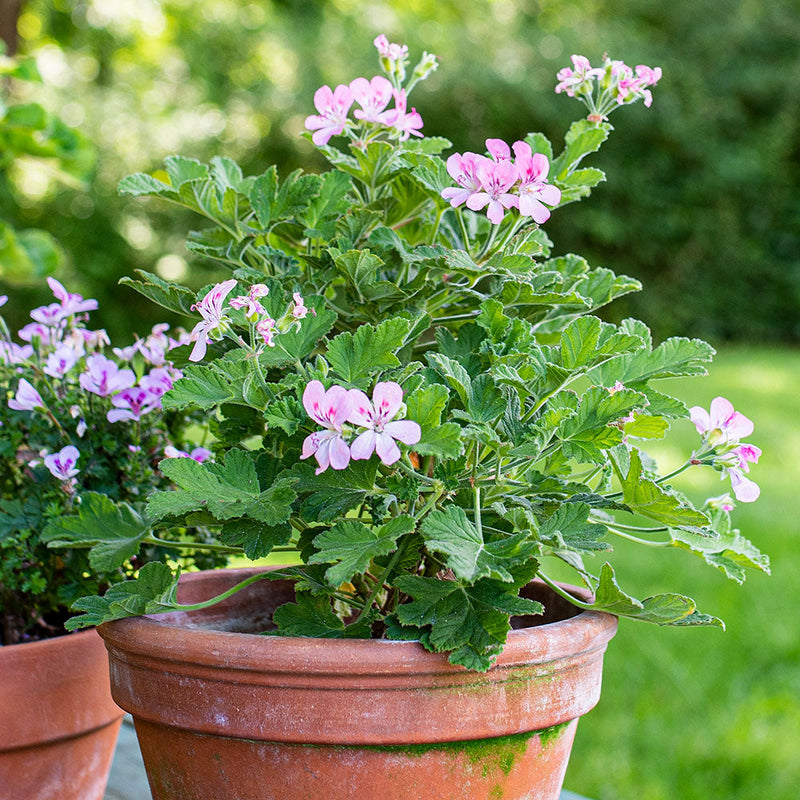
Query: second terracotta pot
100,567,617,800
0,628,124,800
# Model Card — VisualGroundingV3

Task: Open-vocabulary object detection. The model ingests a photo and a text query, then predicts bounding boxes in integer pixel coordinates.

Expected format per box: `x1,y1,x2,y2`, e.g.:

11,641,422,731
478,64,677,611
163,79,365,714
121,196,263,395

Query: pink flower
0,341,33,365
44,445,80,481
383,89,423,141
139,367,177,400
300,380,354,474
17,322,53,344
441,152,484,209
305,84,354,146
229,284,268,318
346,381,421,466
511,142,561,224
8,378,44,412
44,343,82,378
164,445,213,463
467,158,519,224
107,387,160,423
373,35,408,63
0,295,7,308
555,54,601,98
79,354,136,397
486,138,512,162
721,444,761,503
292,292,308,320
350,76,394,123
47,277,98,316
30,302,67,327
689,397,754,446
188,279,237,362
256,317,277,347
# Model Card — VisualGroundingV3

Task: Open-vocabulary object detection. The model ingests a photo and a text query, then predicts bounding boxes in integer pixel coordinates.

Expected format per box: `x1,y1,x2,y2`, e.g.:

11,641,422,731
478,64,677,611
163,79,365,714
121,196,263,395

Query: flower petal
346,389,374,427
350,429,377,461
375,432,401,465
384,420,422,445
372,381,404,422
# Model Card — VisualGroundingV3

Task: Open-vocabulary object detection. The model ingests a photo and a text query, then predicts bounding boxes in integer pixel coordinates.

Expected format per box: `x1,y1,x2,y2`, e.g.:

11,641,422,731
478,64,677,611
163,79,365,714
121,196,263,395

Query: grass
563,345,800,800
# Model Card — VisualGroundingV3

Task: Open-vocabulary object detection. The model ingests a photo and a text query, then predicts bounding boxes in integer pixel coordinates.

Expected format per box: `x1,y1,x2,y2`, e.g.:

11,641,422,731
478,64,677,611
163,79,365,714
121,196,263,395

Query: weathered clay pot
0,628,124,800
99,567,617,800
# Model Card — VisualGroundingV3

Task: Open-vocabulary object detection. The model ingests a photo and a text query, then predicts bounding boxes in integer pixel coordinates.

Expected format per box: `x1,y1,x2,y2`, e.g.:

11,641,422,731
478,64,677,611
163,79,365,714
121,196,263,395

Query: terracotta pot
99,567,617,800
0,628,124,800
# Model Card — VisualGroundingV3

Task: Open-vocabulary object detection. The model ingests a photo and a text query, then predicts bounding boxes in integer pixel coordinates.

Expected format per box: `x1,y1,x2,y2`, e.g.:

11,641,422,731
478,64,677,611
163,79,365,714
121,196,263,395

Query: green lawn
564,345,800,800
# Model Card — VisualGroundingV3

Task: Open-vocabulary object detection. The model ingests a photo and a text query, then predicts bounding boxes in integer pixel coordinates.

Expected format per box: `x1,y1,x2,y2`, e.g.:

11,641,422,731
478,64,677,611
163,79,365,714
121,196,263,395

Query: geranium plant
61,39,768,671
0,280,223,644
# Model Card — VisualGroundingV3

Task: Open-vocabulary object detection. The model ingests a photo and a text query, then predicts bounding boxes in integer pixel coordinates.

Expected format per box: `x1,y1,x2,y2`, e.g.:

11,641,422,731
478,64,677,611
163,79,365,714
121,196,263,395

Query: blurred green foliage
1,0,797,344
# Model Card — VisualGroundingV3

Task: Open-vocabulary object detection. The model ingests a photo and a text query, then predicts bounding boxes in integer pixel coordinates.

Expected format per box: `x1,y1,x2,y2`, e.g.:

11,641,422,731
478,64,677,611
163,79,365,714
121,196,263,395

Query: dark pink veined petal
302,380,327,424
372,381,404,422
384,419,421,445
346,389,374,427
325,385,354,428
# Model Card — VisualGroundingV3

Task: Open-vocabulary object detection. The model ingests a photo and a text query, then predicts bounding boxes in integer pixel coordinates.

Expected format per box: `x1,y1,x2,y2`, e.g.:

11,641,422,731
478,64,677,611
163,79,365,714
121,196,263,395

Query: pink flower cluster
690,397,761,502
187,281,312,362
2,279,182,426
305,76,423,146
556,54,661,119
441,139,562,225
300,380,421,474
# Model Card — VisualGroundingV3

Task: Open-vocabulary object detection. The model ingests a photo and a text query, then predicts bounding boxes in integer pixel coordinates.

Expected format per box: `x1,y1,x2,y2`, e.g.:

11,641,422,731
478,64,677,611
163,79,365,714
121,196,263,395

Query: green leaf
149,450,296,525
162,364,233,410
394,575,541,671
308,516,414,586
272,592,373,638
670,525,770,583
551,120,612,180
559,315,644,371
557,386,642,461
218,519,293,560
420,507,536,583
589,334,715,387
587,563,700,624
41,493,151,572
621,449,709,528
539,502,610,553
260,302,337,366
119,270,197,316
291,460,378,523
403,383,463,459
425,352,473,406
326,317,411,386
65,562,180,630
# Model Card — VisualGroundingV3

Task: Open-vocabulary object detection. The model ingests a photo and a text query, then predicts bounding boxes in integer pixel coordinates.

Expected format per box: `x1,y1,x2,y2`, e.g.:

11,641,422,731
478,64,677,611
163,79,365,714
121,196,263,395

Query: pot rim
99,568,617,678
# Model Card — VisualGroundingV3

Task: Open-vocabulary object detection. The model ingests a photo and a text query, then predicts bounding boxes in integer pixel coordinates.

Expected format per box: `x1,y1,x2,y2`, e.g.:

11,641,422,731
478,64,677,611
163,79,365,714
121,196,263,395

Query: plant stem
537,572,594,610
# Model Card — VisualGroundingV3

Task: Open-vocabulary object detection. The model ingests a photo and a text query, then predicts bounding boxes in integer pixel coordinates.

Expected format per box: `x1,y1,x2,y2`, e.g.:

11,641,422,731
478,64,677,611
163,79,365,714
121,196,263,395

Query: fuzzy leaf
308,516,414,586
41,493,150,572
65,562,180,630
162,364,233,410
622,449,709,528
218,519,293,560
587,563,702,624
326,317,411,386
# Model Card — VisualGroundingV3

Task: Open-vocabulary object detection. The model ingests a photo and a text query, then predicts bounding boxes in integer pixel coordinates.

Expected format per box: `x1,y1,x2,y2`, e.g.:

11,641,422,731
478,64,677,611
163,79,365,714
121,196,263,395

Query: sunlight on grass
565,345,800,800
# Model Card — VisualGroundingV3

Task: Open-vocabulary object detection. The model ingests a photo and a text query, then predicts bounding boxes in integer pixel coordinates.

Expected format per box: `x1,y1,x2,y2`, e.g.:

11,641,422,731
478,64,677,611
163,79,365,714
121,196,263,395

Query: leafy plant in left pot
0,281,226,644
61,39,768,671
